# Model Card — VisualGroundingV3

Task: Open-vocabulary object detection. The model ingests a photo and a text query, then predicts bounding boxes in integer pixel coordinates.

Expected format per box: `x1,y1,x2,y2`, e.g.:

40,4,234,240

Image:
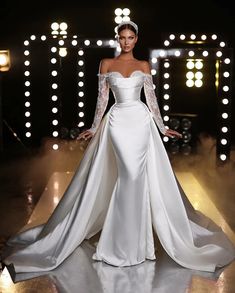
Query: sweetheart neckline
99,70,152,78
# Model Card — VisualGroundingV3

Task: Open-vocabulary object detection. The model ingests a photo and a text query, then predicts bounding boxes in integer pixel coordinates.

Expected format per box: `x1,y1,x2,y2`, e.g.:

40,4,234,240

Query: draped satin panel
3,71,235,273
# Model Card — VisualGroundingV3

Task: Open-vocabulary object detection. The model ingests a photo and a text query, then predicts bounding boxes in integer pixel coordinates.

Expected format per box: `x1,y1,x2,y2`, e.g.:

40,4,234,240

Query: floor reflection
1,142,235,292
1,240,225,293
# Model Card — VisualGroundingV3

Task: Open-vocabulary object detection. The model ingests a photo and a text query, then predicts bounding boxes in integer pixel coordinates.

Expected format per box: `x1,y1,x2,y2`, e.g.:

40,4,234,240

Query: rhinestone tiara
115,20,138,36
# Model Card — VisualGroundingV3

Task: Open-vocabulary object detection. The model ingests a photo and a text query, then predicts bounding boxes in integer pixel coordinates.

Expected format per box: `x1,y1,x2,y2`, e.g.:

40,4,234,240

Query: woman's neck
116,51,135,61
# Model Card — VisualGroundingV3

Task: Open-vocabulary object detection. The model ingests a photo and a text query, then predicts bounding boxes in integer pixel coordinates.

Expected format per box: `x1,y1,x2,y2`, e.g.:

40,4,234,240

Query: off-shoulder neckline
97,70,152,78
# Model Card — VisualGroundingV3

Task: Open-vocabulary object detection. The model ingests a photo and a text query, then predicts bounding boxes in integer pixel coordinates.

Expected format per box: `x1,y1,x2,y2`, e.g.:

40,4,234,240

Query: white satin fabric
3,71,235,273
12,241,223,293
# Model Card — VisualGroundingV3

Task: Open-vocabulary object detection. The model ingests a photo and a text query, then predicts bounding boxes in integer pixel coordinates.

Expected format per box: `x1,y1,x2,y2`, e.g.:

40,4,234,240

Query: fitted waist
115,98,141,104
111,86,142,104
112,99,143,109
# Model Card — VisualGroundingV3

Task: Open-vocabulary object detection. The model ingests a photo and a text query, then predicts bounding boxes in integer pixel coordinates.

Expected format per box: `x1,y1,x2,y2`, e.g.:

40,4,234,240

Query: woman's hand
165,128,182,139
77,129,94,141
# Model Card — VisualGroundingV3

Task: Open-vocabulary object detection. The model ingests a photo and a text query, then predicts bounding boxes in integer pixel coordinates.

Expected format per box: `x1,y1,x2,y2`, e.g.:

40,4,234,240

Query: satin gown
2,70,235,273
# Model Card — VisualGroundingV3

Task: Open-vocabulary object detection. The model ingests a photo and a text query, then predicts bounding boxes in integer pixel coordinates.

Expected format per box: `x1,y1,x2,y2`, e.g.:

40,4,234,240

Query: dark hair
117,24,137,35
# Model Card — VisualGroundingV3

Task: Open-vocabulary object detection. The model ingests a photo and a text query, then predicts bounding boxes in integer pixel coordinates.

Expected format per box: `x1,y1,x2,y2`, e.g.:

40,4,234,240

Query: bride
2,20,235,274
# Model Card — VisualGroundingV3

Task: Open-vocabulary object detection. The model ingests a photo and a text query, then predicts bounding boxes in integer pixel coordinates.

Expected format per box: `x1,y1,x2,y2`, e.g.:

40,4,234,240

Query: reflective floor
0,138,235,292
1,239,233,293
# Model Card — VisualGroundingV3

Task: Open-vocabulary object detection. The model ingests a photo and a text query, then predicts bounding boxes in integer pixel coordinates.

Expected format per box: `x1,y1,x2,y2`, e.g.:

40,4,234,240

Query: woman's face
118,29,138,53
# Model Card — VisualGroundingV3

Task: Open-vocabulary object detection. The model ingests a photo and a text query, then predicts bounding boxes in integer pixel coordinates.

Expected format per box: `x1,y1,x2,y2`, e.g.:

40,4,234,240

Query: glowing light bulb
220,154,226,161
186,80,194,87
53,144,59,150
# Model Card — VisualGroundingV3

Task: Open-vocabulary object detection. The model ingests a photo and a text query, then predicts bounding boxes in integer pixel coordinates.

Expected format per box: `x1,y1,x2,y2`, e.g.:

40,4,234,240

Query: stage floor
0,141,235,293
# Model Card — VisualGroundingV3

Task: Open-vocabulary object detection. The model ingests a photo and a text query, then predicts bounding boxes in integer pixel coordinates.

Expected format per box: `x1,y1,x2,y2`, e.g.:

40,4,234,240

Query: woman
2,21,235,273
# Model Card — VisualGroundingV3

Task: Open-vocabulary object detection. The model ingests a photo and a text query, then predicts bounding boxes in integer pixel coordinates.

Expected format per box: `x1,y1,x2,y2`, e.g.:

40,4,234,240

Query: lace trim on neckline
97,70,152,78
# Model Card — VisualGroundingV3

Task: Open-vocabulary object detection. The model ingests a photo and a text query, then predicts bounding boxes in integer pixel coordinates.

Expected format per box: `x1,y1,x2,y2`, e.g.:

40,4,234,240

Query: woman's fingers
77,130,93,140
171,130,182,137
166,129,182,138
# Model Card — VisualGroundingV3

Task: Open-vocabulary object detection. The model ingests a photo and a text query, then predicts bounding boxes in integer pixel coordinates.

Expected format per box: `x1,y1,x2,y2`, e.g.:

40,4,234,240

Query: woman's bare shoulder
99,58,115,74
138,60,151,74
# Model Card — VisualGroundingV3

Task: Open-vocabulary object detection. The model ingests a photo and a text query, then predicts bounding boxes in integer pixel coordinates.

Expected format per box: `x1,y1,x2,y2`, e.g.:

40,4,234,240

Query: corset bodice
107,71,146,104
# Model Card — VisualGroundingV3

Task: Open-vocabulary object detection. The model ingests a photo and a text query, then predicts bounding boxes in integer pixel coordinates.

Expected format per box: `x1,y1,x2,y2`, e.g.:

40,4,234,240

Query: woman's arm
142,61,182,138
77,59,110,140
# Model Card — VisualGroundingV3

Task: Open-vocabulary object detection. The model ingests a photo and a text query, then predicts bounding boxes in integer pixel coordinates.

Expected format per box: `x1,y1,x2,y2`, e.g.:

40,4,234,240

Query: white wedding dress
2,70,235,273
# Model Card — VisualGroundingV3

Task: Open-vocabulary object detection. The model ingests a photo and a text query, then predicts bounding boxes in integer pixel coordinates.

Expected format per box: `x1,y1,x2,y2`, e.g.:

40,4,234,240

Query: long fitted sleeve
143,74,167,135
88,74,110,134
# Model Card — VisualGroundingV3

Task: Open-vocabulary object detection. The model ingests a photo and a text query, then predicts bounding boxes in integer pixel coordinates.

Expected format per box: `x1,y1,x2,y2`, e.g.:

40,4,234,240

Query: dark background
0,0,235,148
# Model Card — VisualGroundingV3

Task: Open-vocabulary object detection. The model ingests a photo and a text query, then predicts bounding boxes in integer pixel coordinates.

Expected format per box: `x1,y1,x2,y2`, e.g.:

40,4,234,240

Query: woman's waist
108,100,151,124
110,100,150,114
114,98,142,106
